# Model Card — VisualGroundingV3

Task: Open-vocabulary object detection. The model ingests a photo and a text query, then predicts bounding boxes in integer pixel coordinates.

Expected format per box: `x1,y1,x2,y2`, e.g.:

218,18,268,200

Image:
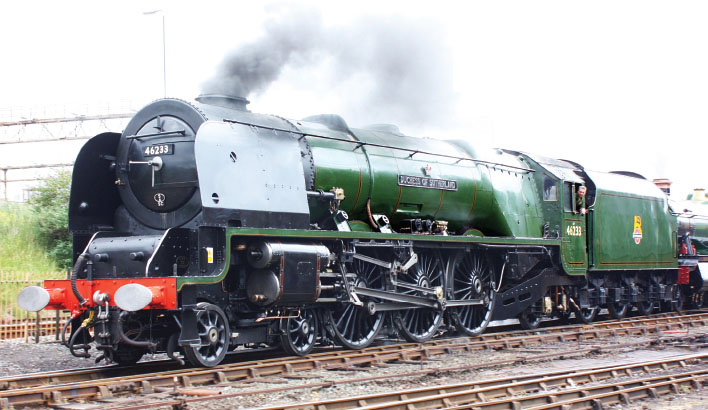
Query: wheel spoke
327,250,386,349
450,251,494,337
346,308,358,340
395,251,443,342
281,309,318,356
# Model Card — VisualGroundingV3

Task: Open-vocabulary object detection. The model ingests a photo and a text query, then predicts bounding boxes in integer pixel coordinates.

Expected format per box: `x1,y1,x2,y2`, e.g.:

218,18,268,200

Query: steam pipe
60,316,72,346
71,253,89,306
68,327,91,358
307,190,336,201
366,198,377,229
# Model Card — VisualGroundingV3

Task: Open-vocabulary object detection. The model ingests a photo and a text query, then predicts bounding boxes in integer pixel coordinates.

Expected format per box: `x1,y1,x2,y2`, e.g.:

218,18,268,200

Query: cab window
564,182,574,212
543,174,557,201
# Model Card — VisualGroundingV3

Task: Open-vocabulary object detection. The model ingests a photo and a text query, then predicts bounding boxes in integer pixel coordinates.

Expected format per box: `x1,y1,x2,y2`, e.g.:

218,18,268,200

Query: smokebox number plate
398,175,458,191
143,143,174,156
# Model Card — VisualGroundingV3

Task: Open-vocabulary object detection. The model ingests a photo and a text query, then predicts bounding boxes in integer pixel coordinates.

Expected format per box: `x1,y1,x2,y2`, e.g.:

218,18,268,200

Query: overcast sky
0,0,706,200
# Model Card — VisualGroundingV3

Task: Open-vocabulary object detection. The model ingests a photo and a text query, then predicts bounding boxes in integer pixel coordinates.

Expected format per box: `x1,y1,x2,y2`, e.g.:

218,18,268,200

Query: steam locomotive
17,95,708,367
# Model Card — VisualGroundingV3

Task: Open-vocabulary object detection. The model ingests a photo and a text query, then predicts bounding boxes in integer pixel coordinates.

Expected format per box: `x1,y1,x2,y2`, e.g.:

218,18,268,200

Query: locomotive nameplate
398,175,458,191
143,143,174,156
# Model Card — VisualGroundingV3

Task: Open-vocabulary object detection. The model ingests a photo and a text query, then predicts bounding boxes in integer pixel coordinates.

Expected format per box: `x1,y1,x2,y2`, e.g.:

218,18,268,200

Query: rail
0,310,705,408
257,354,707,410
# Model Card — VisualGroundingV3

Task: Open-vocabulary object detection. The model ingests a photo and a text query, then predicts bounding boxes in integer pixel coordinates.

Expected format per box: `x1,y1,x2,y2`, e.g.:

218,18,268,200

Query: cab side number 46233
566,224,582,237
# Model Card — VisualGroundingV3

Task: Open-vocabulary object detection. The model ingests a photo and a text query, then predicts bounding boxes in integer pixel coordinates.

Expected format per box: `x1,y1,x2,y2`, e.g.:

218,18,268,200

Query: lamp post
143,10,166,98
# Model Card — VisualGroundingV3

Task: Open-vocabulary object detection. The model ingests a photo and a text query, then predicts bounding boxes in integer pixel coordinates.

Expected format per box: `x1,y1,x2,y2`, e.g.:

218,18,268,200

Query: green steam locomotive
17,95,707,367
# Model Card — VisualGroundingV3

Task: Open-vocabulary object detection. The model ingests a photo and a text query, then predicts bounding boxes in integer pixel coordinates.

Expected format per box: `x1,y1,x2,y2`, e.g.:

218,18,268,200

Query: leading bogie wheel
280,309,318,356
112,345,145,365
113,316,146,365
448,250,495,337
393,250,444,343
184,302,230,367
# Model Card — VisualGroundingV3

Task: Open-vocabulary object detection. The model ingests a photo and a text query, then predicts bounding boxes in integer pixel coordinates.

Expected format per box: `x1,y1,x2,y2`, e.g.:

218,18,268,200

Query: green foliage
0,203,59,273
29,170,72,270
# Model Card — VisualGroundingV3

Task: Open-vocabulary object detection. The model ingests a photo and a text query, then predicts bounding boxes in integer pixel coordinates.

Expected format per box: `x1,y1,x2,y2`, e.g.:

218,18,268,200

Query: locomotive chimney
196,94,250,111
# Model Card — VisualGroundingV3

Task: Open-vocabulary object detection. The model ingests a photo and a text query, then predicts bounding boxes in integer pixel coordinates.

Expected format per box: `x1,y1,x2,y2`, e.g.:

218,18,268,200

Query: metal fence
0,271,69,342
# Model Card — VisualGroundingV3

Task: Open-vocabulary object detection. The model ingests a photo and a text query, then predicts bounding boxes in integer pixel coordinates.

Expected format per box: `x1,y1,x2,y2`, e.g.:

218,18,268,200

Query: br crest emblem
154,193,166,207
632,215,643,245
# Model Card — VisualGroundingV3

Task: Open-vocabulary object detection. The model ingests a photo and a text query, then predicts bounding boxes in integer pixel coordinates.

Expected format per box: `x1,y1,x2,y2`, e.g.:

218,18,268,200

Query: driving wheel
326,252,386,349
393,250,444,343
448,250,495,337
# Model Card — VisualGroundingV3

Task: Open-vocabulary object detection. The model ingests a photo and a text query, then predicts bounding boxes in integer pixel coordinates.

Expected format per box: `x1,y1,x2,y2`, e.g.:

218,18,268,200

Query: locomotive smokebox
195,94,250,111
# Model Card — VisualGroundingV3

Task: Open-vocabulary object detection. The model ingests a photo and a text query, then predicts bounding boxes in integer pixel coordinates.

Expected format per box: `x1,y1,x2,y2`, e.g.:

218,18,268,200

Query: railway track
0,310,699,391
56,348,707,410
0,311,706,408
254,354,707,410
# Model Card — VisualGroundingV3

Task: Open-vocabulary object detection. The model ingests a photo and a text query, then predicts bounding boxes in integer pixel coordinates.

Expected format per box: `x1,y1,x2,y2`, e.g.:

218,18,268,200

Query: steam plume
202,6,455,126
202,6,324,98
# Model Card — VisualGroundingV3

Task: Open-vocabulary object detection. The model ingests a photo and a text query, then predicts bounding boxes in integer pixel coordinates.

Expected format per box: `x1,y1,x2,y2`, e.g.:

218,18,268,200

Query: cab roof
505,150,585,183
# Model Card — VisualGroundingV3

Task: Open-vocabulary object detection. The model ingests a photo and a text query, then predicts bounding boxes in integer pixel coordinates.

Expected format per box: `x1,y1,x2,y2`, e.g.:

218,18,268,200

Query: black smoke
201,6,323,98
202,6,455,126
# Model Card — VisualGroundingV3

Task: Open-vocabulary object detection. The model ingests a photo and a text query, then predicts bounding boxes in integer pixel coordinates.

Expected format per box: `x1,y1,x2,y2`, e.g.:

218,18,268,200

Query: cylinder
244,242,330,306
